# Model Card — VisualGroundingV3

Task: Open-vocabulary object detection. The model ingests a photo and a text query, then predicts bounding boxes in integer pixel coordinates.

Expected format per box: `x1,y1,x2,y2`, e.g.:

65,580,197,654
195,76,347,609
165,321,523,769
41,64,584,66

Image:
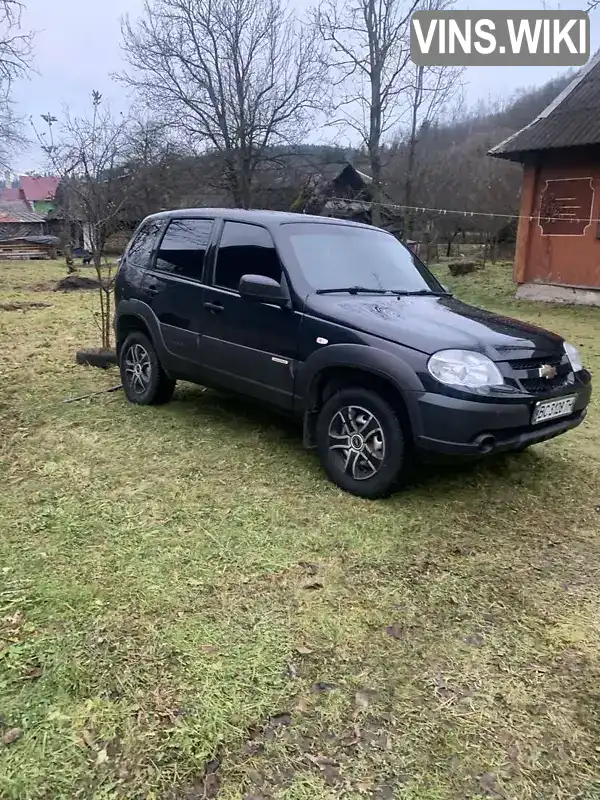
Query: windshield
283,223,443,294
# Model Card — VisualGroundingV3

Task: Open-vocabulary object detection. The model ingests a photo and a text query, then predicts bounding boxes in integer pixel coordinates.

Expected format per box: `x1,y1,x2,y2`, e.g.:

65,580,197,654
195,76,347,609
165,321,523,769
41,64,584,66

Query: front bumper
410,380,592,459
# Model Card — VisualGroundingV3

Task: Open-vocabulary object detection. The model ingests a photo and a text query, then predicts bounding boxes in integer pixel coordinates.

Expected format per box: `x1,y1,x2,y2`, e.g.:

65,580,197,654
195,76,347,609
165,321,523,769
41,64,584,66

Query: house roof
325,162,373,188
0,200,46,223
0,187,23,201
20,176,60,203
490,53,600,162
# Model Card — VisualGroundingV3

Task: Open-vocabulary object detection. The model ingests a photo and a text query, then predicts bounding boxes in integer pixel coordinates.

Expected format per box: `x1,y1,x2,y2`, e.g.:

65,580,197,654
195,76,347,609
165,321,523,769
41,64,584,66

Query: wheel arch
299,345,424,448
115,300,163,358
116,314,151,354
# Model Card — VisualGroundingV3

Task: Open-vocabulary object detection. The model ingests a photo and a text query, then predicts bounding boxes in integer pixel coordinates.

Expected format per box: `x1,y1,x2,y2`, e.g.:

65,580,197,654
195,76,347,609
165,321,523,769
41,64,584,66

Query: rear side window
155,219,213,280
214,221,281,291
127,220,163,266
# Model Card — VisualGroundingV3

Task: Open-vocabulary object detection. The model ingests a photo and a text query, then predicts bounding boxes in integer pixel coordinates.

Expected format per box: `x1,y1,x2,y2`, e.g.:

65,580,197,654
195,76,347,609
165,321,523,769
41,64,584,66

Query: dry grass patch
0,259,599,799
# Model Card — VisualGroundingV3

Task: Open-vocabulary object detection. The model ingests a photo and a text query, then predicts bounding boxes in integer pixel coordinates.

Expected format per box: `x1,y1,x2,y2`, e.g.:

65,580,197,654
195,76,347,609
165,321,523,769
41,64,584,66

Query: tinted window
155,219,213,280
214,222,281,291
284,223,443,293
127,220,163,266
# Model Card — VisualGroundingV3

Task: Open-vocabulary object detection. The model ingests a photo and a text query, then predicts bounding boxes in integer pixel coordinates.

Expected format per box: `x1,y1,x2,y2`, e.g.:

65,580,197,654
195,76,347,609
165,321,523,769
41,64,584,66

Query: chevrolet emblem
538,364,557,380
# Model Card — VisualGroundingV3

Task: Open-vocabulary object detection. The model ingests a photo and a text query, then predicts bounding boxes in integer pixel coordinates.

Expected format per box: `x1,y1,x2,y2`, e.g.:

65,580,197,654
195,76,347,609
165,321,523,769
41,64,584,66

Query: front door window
213,221,282,291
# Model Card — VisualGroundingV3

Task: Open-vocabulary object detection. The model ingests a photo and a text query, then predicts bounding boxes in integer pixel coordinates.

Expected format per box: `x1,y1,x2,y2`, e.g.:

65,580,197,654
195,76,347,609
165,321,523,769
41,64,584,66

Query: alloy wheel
124,343,152,394
328,405,386,480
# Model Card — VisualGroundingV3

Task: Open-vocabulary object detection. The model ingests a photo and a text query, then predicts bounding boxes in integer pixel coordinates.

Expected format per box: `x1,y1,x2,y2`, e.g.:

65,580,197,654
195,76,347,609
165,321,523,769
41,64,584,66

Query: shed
0,201,48,258
0,236,59,260
489,54,600,305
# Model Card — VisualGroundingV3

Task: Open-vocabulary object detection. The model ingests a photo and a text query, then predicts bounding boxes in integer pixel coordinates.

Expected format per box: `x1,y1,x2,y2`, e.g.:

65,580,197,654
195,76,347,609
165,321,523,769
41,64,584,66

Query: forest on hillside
111,71,572,254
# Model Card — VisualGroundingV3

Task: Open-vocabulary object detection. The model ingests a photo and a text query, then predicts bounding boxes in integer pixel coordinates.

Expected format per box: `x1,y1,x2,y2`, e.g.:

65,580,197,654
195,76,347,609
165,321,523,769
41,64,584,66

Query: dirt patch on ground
29,281,57,292
0,301,52,311
55,275,101,292
201,700,401,799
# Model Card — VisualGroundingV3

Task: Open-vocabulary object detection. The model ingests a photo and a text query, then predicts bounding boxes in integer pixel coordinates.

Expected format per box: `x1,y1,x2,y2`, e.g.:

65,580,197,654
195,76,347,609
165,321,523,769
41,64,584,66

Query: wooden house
292,163,405,234
490,53,600,305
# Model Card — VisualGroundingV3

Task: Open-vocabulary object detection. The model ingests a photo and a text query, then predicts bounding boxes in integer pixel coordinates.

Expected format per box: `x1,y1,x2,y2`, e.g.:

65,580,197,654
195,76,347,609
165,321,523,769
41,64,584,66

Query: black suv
114,209,592,498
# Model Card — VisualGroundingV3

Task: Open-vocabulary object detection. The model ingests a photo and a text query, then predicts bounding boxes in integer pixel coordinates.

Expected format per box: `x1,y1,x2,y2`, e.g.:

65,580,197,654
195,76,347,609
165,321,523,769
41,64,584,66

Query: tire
316,387,410,499
119,331,176,406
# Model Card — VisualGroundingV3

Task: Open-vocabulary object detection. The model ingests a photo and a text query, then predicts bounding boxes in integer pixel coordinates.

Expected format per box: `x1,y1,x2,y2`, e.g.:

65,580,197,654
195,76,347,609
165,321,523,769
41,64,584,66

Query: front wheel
119,331,176,406
316,387,410,499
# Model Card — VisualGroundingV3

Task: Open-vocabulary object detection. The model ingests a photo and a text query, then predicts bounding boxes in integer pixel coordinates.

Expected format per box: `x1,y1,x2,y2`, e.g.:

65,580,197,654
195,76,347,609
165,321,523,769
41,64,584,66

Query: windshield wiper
315,286,451,297
388,289,451,297
315,286,391,295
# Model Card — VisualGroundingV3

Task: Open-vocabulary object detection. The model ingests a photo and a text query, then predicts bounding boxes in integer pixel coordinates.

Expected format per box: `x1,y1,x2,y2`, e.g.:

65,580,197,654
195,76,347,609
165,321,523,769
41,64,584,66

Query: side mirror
239,274,287,307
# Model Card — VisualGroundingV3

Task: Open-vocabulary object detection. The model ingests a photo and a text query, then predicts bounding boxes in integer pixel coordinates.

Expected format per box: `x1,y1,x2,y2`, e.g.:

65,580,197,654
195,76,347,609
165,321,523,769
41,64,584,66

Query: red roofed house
1,186,22,202
490,53,600,306
0,175,60,215
20,176,60,215
0,175,71,256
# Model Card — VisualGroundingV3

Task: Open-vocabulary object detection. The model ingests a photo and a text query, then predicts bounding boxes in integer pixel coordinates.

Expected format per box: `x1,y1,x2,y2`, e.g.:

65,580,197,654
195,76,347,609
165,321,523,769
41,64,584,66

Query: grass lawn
1,259,599,800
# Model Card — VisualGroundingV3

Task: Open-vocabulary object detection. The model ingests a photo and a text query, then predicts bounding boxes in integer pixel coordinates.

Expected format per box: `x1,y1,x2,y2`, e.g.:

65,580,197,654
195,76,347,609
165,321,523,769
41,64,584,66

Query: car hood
305,293,564,359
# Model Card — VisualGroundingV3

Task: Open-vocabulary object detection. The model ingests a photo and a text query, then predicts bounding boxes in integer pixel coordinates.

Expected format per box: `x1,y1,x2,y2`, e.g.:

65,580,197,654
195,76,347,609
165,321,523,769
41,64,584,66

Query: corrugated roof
490,52,600,161
20,176,60,203
0,200,46,223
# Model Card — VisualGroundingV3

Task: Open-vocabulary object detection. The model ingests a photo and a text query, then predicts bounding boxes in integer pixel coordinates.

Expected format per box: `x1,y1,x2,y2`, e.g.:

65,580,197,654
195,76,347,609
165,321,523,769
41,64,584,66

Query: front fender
296,343,425,422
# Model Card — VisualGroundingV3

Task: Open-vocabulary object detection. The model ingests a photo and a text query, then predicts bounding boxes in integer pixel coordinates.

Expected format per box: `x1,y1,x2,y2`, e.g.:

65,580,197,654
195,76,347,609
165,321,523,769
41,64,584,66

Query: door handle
203,301,224,313
146,283,159,296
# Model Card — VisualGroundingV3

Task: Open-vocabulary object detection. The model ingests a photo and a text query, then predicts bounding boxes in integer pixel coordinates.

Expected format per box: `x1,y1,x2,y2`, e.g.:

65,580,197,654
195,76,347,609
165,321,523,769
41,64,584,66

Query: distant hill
380,71,575,242
486,73,573,134
117,70,574,244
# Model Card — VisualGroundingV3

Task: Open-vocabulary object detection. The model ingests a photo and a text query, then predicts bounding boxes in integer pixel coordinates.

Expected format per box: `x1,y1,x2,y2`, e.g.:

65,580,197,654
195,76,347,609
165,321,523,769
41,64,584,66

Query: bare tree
314,0,423,225
314,0,464,228
0,94,25,168
122,114,179,219
0,1,30,71
35,92,132,350
0,0,33,169
400,60,463,237
120,0,324,208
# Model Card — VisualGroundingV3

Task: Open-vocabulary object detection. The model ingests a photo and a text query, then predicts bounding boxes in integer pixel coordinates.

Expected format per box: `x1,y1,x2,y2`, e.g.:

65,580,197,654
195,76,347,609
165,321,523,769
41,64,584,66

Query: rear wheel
120,331,176,406
316,387,410,499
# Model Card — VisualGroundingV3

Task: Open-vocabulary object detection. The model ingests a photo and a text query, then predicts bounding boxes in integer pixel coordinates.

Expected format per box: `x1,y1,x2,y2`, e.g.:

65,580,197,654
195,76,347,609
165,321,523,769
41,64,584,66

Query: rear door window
127,219,164,267
155,219,214,281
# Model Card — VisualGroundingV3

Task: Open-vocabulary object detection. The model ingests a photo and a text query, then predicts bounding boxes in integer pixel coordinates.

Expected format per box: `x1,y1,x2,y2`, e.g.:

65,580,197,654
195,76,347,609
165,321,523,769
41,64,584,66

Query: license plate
532,395,577,425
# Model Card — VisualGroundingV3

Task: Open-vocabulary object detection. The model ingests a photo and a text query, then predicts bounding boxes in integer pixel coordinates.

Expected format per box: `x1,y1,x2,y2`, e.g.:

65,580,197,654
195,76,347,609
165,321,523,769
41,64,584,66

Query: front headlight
564,341,583,372
428,349,504,389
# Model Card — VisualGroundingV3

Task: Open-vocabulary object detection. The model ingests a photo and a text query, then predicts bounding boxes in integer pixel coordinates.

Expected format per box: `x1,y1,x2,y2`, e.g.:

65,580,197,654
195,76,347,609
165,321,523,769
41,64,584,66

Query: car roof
144,207,378,231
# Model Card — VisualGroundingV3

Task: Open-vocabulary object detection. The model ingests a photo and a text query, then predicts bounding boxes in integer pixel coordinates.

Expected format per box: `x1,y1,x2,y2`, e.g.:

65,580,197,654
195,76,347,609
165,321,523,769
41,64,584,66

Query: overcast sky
11,0,600,172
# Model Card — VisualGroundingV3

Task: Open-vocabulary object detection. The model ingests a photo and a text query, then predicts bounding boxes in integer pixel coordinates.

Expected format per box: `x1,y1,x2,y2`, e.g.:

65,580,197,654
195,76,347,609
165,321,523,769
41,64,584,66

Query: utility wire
328,196,599,225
